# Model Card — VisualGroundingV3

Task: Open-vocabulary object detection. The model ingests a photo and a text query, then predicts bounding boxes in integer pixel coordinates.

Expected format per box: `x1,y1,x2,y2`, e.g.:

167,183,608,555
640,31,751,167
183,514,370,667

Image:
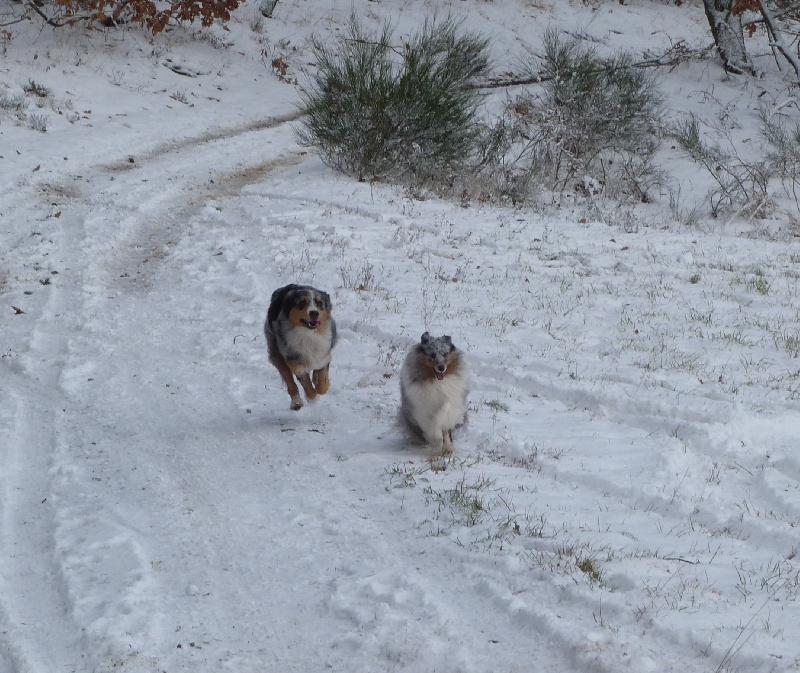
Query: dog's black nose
437,364,446,372
309,310,319,319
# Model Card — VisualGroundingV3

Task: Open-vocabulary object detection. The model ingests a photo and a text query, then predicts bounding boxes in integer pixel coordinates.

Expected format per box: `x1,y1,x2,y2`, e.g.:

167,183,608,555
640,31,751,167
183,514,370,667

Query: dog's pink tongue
436,372,445,381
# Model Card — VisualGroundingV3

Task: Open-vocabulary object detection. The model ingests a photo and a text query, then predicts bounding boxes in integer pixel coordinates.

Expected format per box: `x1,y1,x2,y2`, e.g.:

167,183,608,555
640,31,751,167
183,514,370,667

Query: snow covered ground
2,1,800,671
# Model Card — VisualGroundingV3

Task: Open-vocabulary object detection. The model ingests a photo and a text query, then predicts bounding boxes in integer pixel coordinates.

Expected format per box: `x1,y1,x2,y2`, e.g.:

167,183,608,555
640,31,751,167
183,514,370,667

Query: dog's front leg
312,365,331,395
442,429,454,455
422,428,445,453
273,356,304,410
296,372,317,402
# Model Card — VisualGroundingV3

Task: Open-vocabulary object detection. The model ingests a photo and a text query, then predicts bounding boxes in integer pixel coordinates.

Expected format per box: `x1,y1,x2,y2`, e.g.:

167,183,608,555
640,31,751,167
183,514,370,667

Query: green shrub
500,29,665,200
297,15,490,182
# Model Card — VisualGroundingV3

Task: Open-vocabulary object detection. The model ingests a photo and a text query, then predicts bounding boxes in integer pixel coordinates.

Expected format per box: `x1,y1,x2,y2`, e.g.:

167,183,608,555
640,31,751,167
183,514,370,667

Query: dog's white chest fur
400,366,468,440
283,325,334,372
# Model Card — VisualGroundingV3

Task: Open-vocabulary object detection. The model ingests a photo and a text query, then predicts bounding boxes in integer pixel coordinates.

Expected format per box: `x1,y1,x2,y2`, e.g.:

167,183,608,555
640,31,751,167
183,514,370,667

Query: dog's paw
290,395,304,411
428,454,450,472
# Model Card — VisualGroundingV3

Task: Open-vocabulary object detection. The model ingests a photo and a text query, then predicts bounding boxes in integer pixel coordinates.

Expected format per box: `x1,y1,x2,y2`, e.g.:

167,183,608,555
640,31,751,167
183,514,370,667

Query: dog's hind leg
273,356,304,410
312,365,330,395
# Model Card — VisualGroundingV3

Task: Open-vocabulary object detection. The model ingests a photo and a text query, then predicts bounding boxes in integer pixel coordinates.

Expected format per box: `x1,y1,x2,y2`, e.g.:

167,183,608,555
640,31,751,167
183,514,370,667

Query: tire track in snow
99,110,303,173
81,113,309,298
0,112,308,671
0,211,96,672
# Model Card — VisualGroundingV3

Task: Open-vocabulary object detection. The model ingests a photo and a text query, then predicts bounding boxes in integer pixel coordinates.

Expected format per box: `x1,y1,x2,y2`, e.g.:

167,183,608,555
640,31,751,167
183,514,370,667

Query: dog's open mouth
302,320,320,329
436,371,445,381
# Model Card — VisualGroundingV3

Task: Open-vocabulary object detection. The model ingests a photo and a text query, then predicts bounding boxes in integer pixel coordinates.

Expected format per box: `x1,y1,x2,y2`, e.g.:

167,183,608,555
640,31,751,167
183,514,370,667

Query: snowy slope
2,1,800,672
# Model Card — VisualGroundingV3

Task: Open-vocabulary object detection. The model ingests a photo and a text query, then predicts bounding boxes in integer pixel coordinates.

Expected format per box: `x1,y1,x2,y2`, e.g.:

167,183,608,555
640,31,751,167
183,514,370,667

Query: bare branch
473,43,713,90
22,0,94,28
757,0,800,84
1,2,32,28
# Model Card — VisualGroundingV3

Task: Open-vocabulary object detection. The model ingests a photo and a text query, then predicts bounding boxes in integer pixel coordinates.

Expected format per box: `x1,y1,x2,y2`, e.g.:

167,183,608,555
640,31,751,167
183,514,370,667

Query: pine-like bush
297,15,490,182
503,29,665,199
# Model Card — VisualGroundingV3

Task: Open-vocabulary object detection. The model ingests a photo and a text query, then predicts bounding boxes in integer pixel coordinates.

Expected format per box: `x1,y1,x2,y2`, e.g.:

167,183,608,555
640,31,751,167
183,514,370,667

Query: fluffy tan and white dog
399,332,468,454
264,283,337,411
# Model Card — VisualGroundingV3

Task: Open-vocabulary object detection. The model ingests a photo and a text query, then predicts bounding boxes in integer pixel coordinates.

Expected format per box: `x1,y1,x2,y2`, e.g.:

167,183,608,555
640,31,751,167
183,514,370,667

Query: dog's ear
268,284,292,324
420,332,431,344
270,285,286,305
281,286,301,317
321,291,333,312
443,335,453,347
